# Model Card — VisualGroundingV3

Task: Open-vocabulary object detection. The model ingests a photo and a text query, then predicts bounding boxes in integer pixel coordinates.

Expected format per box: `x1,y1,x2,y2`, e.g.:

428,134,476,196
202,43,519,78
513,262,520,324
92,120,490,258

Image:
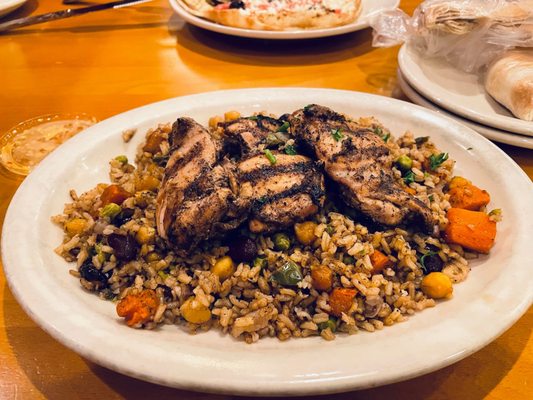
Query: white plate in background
3,88,532,395
398,44,533,136
169,0,399,39
0,0,27,18
397,70,533,150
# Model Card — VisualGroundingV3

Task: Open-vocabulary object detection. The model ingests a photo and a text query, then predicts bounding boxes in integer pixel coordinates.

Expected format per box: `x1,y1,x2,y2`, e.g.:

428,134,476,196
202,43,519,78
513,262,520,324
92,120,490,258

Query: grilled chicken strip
222,116,286,155
236,152,325,233
156,118,245,249
289,105,437,233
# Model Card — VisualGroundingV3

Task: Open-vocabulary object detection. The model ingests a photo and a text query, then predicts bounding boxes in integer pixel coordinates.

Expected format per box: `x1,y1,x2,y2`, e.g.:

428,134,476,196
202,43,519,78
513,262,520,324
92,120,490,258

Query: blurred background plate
397,70,533,150
398,44,533,136
169,0,400,39
0,0,27,17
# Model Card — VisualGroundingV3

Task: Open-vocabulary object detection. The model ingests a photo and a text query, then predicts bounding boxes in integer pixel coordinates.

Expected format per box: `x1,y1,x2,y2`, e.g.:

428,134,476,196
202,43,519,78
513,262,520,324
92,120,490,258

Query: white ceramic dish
0,0,26,18
3,88,533,396
397,70,533,150
398,44,533,136
169,0,399,39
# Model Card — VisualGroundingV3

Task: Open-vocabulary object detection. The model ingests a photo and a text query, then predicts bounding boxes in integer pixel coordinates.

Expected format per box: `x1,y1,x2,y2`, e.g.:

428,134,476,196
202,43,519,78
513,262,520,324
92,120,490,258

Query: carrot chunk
329,288,357,316
143,131,164,154
369,250,392,274
444,208,497,254
100,184,132,207
311,265,333,291
448,176,490,211
116,289,159,327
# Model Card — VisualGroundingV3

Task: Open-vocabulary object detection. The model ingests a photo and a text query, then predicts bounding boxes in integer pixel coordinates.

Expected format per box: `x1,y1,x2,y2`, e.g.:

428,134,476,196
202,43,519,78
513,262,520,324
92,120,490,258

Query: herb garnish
429,152,449,171
331,128,344,142
264,149,277,165
277,121,290,133
284,145,297,155
403,170,415,184
419,251,437,273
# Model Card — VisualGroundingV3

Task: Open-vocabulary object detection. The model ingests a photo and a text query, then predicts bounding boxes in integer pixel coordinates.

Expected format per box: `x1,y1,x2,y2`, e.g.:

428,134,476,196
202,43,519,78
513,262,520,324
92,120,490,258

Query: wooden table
0,1,531,398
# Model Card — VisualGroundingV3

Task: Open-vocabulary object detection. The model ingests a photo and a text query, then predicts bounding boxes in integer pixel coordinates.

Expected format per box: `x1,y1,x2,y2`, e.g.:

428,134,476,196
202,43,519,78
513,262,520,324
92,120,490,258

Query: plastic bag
370,0,533,73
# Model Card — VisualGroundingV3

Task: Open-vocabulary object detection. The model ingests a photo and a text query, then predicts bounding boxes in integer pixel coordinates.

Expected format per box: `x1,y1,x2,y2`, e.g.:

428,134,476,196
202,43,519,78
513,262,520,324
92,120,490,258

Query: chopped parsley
403,170,415,184
257,196,267,204
246,115,259,121
331,128,344,142
429,152,449,171
419,251,437,273
303,104,313,112
428,194,434,202
284,145,297,155
467,147,473,151
277,121,290,133
374,126,390,142
264,149,277,165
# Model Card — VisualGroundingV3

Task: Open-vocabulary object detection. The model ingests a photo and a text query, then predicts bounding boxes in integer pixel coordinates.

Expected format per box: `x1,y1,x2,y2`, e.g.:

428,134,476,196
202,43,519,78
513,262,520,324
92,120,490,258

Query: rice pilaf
52,110,497,343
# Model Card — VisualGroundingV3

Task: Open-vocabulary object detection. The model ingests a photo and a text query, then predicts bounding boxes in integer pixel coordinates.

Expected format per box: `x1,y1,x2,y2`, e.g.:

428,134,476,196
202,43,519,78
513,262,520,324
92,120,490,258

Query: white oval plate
0,0,26,18
398,44,533,136
397,70,533,150
2,88,533,396
169,0,399,39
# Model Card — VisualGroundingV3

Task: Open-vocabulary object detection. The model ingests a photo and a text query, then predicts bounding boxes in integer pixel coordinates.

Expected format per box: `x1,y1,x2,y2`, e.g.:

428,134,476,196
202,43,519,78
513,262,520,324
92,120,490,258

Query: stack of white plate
397,45,533,149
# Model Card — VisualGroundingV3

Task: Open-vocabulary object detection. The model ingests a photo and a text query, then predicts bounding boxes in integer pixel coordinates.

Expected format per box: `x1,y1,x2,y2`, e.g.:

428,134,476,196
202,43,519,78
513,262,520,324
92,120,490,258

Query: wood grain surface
0,1,531,399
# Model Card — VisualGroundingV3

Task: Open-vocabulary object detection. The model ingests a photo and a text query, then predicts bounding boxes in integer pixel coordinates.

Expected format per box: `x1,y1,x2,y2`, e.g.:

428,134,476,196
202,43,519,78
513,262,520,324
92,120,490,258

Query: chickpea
136,226,156,245
211,256,235,281
421,272,453,299
136,176,160,192
180,297,211,324
65,218,87,235
208,115,224,129
294,221,317,246
224,110,241,121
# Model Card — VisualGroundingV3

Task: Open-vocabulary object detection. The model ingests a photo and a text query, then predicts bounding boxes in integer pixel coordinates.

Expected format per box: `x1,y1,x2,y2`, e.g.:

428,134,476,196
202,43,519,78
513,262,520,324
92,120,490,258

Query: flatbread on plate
178,0,362,31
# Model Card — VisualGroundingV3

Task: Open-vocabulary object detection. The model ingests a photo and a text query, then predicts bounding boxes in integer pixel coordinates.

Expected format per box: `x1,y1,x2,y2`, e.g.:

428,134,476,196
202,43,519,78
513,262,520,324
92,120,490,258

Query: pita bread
485,50,533,121
178,0,362,31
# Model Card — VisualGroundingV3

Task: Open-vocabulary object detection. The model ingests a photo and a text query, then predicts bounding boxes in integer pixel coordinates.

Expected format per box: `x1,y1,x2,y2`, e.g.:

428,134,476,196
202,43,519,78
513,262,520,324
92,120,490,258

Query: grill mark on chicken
156,118,248,249
162,141,204,185
237,152,325,233
221,117,284,155
289,104,437,233
239,160,314,182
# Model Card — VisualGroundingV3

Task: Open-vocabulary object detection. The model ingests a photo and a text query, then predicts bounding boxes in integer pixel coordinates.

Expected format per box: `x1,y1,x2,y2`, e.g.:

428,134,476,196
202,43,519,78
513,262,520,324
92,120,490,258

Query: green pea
114,155,128,164
318,317,337,332
342,255,355,265
100,203,121,219
94,243,106,264
273,233,291,251
396,155,413,172
270,261,303,286
253,256,268,269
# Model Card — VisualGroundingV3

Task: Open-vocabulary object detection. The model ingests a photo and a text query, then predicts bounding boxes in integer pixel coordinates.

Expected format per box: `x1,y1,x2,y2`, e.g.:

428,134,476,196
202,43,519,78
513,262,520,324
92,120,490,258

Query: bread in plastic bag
370,0,533,73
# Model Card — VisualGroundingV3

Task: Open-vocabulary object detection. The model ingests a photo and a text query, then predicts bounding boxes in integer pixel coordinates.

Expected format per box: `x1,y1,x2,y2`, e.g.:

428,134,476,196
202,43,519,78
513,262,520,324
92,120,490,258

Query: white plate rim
397,70,533,150
0,0,26,17
2,88,533,396
168,0,400,39
398,44,533,136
